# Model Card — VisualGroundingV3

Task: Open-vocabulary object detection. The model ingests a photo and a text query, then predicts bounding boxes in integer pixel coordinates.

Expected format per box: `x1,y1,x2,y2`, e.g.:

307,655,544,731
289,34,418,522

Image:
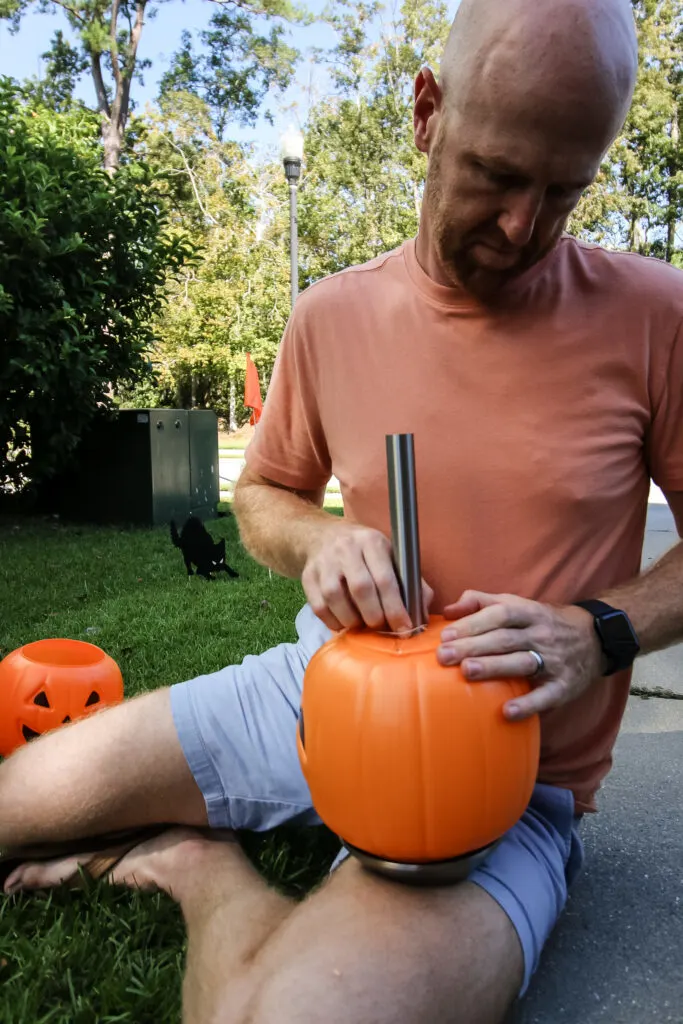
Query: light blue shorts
170,604,585,996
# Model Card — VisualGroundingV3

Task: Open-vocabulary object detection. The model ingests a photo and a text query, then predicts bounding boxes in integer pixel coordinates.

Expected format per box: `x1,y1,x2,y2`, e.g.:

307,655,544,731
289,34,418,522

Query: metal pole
289,182,298,308
386,433,427,630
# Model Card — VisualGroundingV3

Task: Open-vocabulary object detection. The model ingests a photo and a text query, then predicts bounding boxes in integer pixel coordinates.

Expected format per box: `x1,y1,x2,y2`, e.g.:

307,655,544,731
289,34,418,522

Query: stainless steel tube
386,433,427,630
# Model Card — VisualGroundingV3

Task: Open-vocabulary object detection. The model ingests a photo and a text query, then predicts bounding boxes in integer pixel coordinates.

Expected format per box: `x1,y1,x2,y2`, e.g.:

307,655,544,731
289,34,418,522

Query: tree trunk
229,378,238,432
666,113,679,263
91,1,146,174
628,212,637,251
666,213,676,264
102,119,123,176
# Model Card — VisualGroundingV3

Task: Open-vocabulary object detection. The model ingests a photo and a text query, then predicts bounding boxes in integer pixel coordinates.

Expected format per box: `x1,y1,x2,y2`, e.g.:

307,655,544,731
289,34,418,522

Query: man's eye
546,184,583,206
477,163,524,189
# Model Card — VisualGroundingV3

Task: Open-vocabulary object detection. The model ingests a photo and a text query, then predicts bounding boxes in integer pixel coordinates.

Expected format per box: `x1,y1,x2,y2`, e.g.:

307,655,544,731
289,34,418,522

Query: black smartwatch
573,599,640,675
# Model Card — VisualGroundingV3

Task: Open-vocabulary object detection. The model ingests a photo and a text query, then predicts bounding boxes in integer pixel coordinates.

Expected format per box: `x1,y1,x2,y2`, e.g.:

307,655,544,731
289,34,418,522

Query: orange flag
244,352,263,425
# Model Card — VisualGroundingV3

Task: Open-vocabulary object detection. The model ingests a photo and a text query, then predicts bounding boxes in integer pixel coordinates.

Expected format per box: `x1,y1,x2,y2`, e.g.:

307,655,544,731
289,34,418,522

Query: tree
621,0,682,262
298,0,451,282
0,79,197,490
159,13,298,142
569,0,683,263
120,92,291,423
21,29,89,111
113,0,454,423
112,0,683,438
1,0,304,171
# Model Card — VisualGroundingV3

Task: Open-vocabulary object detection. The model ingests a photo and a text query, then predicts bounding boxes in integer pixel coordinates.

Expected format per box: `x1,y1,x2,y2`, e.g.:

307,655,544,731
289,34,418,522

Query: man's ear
414,66,443,155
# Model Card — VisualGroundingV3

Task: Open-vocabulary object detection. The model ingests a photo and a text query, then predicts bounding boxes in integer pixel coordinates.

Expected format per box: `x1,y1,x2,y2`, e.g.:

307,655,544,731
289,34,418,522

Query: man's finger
441,602,529,641
305,591,347,633
302,565,346,631
422,579,435,614
437,649,541,679
343,551,391,630
443,590,528,619
312,570,363,630
442,593,485,620
363,545,412,632
503,679,567,721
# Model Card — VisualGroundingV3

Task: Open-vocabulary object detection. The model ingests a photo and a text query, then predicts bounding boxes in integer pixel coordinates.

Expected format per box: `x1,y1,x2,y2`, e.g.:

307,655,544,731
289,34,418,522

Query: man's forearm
233,474,340,579
599,540,683,655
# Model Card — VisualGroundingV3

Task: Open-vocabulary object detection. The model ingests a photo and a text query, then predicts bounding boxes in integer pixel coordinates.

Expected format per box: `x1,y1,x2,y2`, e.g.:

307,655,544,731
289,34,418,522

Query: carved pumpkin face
298,615,540,864
0,639,124,757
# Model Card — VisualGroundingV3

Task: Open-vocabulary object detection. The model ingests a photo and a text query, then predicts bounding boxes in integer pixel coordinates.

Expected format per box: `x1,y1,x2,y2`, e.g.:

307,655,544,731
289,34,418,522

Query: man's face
421,95,606,302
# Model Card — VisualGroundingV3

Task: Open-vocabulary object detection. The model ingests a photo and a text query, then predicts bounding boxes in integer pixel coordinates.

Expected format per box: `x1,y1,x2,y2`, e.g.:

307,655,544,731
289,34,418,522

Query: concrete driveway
510,499,682,1023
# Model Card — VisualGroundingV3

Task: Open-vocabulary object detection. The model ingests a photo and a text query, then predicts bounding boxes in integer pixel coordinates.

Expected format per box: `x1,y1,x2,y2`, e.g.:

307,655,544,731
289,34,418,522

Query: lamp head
281,124,304,183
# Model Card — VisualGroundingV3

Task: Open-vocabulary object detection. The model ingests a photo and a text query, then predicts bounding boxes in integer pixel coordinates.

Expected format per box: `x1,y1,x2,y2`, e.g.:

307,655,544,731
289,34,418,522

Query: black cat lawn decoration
170,516,239,581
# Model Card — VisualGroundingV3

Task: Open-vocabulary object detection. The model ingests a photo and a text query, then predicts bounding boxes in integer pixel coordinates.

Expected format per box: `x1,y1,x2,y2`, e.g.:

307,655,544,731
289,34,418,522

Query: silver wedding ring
528,650,545,676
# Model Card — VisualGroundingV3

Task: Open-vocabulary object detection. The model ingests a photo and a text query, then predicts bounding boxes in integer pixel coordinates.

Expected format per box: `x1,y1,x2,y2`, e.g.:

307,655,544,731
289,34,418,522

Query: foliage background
0,80,196,489
0,0,682,481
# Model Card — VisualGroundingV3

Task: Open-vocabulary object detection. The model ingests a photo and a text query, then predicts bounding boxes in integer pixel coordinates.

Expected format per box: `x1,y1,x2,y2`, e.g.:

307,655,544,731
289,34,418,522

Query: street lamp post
280,125,304,309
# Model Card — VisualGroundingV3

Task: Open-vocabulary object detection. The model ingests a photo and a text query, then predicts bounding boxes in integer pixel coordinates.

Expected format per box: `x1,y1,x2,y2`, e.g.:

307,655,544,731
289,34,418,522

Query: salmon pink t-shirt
245,236,683,813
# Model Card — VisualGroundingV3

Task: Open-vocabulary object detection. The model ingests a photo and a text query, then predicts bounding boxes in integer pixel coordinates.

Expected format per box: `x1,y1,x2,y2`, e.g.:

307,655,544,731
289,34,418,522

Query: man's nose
497,190,544,248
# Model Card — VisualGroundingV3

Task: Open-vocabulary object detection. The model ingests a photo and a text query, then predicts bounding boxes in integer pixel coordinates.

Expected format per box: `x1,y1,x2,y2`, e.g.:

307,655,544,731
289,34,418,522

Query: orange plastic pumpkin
297,615,540,864
0,639,124,757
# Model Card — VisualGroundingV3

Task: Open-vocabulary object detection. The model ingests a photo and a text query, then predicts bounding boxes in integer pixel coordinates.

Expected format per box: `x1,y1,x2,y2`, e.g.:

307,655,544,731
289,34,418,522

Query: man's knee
0,688,208,845
0,735,56,844
212,875,522,1024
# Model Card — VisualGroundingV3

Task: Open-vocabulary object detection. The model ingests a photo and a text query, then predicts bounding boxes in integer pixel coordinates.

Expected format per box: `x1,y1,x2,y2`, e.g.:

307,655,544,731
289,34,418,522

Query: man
2,0,683,1021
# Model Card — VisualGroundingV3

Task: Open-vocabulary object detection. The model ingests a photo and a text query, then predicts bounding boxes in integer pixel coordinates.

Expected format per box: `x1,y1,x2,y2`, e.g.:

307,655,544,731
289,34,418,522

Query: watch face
598,610,640,663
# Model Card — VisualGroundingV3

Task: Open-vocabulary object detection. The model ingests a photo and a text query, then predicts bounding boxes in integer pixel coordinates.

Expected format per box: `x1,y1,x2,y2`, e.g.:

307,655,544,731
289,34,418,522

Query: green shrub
0,79,198,491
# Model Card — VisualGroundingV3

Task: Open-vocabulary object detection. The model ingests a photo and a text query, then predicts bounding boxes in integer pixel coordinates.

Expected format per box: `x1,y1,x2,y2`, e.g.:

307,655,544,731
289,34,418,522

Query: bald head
440,0,638,144
414,0,638,302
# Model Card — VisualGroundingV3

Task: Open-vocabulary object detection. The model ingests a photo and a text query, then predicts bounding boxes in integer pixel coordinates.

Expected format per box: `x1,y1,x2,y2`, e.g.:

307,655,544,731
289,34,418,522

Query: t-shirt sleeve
243,310,332,491
646,316,683,492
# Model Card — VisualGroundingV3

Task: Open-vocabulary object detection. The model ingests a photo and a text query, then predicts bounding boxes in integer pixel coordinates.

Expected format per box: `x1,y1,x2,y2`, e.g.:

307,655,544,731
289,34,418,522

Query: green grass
0,507,342,1022
218,439,250,451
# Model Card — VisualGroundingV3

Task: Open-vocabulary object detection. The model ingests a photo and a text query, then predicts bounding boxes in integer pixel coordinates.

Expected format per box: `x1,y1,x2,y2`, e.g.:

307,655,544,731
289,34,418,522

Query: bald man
3,0,683,1021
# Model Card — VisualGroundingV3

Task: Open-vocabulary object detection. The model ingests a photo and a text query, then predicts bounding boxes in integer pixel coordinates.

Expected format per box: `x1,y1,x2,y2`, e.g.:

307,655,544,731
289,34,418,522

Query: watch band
574,599,640,675
574,599,617,618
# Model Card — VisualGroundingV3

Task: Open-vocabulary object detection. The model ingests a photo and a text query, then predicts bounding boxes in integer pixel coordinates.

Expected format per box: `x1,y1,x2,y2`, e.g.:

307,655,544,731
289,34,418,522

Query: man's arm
666,490,683,536
233,466,332,579
436,491,683,720
598,490,683,655
233,468,423,633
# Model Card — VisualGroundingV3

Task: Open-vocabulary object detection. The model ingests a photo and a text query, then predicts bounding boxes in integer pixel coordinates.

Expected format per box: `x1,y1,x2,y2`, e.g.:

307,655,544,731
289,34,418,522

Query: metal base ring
343,838,501,886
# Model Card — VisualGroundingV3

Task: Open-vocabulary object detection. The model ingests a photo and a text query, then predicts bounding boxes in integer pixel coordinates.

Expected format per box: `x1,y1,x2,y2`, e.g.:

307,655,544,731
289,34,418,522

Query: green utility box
45,409,220,526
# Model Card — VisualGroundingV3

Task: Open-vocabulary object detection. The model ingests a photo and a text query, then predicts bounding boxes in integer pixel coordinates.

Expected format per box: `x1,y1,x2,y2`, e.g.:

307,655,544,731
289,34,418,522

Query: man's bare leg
164,834,294,1024
70,834,519,1024
0,689,208,848
4,807,522,1024
0,686,297,1021
205,857,522,1024
0,689,523,1023
8,825,293,1022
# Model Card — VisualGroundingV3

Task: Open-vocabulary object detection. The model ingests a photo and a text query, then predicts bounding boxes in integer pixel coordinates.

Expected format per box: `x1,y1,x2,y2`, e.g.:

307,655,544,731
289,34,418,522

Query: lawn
0,506,342,1023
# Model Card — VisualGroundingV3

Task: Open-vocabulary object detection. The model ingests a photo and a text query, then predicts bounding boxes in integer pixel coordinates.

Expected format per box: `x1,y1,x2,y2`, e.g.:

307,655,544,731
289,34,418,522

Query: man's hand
437,591,603,720
302,522,434,633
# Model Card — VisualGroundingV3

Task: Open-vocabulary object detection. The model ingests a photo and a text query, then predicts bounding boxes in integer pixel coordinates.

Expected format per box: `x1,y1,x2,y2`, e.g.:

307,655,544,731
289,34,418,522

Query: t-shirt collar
402,235,559,313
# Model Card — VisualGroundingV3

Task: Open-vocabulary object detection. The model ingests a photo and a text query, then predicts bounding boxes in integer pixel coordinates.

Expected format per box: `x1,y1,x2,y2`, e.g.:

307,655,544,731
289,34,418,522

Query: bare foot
3,827,237,898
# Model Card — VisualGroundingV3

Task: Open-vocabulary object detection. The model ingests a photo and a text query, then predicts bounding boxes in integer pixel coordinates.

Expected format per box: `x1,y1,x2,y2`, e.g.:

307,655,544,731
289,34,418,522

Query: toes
4,853,87,894
4,865,26,894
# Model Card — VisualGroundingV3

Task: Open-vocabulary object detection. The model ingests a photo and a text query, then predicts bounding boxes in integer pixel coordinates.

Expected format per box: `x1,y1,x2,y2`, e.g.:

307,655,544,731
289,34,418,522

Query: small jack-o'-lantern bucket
0,639,124,756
